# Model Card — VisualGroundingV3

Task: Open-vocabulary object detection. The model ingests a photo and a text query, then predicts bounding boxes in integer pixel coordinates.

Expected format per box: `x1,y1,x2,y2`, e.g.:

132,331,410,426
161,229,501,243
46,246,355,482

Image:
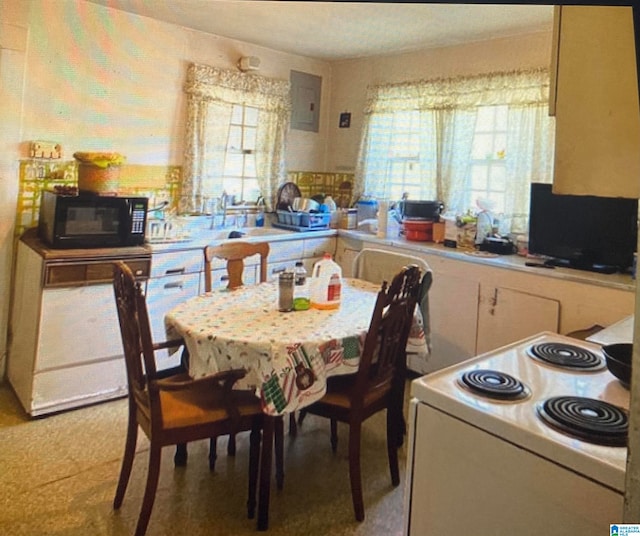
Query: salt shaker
278,272,294,312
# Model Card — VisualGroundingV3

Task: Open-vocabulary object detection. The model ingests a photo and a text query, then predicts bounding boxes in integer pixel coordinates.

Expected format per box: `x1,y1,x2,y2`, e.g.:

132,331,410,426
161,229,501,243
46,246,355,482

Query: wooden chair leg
113,412,138,509
297,409,308,426
348,422,365,522
274,416,285,490
330,419,338,452
228,433,237,456
386,408,400,487
288,412,297,437
135,443,162,536
209,437,218,471
247,418,262,519
174,443,188,467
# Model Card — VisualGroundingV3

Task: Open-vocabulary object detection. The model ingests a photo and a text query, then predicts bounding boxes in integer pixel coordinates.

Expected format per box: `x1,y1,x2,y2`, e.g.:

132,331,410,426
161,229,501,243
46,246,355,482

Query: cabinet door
38,285,124,369
426,272,480,373
476,286,560,355
552,6,640,197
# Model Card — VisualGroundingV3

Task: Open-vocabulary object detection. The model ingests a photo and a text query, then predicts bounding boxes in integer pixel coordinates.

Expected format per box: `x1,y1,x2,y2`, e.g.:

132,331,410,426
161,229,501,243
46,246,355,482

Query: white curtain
356,68,554,228
183,63,291,213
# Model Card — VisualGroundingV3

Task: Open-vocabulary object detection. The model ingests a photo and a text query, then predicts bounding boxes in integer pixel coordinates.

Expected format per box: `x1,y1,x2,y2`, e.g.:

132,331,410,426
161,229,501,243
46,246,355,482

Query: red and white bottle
310,253,342,310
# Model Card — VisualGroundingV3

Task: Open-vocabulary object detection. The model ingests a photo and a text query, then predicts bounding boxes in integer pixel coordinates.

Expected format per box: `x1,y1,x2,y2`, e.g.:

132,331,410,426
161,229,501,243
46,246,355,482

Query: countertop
22,221,637,293
338,229,637,293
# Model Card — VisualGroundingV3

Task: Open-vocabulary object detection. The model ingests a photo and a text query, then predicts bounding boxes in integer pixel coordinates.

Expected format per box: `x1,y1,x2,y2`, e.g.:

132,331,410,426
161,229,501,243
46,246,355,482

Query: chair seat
159,387,262,430
313,375,391,413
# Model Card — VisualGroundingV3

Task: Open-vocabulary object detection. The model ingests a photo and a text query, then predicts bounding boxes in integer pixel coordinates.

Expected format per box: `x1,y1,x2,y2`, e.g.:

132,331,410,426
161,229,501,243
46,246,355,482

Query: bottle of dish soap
310,253,342,310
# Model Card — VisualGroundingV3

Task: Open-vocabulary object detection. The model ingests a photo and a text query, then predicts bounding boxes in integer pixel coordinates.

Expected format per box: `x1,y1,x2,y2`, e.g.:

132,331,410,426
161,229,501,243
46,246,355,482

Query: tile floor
0,382,409,536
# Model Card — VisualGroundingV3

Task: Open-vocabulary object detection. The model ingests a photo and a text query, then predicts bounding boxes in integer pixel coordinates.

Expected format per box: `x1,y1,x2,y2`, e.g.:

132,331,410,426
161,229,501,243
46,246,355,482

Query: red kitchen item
403,219,433,241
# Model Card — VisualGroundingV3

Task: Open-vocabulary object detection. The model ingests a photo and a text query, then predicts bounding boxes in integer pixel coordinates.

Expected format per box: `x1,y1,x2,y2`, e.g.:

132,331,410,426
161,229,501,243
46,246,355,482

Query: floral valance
364,68,550,113
184,62,291,113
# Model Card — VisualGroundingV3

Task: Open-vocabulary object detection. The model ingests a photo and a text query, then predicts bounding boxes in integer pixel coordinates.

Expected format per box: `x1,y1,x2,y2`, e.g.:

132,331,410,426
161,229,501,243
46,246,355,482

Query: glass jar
278,272,294,312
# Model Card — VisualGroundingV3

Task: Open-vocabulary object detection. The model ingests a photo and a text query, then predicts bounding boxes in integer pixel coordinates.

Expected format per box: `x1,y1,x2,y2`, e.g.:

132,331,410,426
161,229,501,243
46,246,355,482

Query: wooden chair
203,241,270,455
204,241,270,291
112,261,264,536
298,264,422,522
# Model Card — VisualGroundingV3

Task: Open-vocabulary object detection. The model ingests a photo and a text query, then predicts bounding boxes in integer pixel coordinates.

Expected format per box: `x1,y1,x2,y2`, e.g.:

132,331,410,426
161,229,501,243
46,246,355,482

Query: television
528,183,638,274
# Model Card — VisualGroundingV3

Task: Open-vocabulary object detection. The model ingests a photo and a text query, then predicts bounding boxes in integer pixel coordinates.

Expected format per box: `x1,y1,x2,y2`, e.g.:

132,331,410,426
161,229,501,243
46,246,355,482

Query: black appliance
38,190,148,248
528,183,638,274
398,200,444,221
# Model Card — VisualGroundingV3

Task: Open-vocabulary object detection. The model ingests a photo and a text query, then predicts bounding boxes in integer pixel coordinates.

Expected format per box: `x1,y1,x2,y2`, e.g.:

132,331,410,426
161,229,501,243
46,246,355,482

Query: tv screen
528,183,638,274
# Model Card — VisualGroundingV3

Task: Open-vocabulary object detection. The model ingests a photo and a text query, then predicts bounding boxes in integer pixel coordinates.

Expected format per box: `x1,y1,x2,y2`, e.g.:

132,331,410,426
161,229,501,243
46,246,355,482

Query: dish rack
273,210,330,231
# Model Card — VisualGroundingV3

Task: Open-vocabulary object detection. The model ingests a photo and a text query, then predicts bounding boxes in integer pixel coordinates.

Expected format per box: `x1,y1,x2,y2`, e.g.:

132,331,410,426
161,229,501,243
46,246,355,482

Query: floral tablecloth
165,278,389,415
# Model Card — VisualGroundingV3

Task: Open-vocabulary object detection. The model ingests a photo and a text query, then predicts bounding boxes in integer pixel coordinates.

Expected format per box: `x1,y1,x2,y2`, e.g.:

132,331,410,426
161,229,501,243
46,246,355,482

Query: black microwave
38,191,148,249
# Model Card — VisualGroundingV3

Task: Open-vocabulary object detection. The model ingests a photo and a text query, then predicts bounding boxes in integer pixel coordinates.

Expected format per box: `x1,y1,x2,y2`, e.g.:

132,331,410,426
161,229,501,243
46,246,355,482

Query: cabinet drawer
44,258,151,287
268,240,304,262
150,249,203,277
303,237,336,259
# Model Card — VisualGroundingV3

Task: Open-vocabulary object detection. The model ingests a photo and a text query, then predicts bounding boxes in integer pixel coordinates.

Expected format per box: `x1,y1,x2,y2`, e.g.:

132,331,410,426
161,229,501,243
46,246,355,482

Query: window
222,105,260,201
356,69,555,233
468,105,508,214
183,63,291,213
386,111,423,201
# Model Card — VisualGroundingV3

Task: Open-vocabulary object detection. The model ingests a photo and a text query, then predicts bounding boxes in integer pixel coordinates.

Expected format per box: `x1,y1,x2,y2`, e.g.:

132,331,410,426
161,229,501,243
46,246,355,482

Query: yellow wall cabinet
551,6,640,198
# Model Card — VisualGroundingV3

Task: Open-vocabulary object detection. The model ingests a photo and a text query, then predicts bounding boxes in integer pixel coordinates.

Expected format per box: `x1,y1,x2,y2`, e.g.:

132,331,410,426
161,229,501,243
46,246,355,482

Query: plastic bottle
294,261,309,300
377,199,389,238
310,253,342,310
256,208,265,227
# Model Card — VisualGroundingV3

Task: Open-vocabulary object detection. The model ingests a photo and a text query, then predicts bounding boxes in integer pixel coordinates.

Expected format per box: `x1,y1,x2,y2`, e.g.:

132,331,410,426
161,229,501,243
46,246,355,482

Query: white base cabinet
7,237,151,416
337,235,634,374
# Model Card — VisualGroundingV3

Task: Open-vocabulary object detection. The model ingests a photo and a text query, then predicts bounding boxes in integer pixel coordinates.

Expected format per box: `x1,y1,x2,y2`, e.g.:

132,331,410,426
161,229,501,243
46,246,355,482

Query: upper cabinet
550,6,640,198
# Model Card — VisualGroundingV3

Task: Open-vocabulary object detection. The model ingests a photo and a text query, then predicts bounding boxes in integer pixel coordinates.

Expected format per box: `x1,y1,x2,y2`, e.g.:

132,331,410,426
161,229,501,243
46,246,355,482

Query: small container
356,199,378,224
294,261,309,301
256,209,265,227
403,219,433,241
340,208,357,230
278,272,294,312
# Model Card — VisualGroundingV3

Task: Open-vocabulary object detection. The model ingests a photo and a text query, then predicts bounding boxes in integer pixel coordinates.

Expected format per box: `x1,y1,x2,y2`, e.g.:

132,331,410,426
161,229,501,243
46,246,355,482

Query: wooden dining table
164,277,426,530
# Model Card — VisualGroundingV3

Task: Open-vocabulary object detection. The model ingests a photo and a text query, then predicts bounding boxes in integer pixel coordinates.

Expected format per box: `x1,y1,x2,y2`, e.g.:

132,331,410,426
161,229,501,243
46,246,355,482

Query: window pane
475,107,495,131
489,165,506,190
244,106,259,126
494,133,507,156
244,179,260,201
470,165,488,190
244,126,257,151
472,134,493,160
224,153,243,177
244,155,256,177
494,106,508,130
227,126,242,151
231,105,243,124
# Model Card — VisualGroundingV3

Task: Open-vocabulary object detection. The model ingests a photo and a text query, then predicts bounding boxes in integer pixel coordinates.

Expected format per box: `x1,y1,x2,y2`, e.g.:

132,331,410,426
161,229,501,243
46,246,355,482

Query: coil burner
527,342,605,371
537,396,628,446
458,369,530,401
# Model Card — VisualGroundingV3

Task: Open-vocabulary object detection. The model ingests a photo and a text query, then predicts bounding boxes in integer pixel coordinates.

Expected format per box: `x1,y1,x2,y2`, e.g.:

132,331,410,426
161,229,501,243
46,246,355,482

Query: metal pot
292,197,320,212
602,343,632,387
399,200,444,220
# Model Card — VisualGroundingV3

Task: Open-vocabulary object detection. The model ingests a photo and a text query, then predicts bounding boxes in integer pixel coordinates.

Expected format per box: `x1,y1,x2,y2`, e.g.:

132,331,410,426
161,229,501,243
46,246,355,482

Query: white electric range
403,331,630,536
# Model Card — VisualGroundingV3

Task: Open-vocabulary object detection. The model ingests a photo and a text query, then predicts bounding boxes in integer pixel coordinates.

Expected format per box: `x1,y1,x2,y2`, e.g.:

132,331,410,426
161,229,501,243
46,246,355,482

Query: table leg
257,415,274,531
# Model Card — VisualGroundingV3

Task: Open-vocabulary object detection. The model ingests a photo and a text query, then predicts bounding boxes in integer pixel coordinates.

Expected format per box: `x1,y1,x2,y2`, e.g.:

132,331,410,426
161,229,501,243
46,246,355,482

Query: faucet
209,192,230,230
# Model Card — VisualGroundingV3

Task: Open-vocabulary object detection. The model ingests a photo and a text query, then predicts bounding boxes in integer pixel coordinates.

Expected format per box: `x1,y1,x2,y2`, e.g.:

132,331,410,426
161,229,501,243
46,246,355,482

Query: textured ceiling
86,1,554,60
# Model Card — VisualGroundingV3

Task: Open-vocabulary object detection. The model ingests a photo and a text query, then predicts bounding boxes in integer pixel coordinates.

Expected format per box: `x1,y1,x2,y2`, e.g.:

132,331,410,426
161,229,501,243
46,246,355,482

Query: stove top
410,331,630,492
